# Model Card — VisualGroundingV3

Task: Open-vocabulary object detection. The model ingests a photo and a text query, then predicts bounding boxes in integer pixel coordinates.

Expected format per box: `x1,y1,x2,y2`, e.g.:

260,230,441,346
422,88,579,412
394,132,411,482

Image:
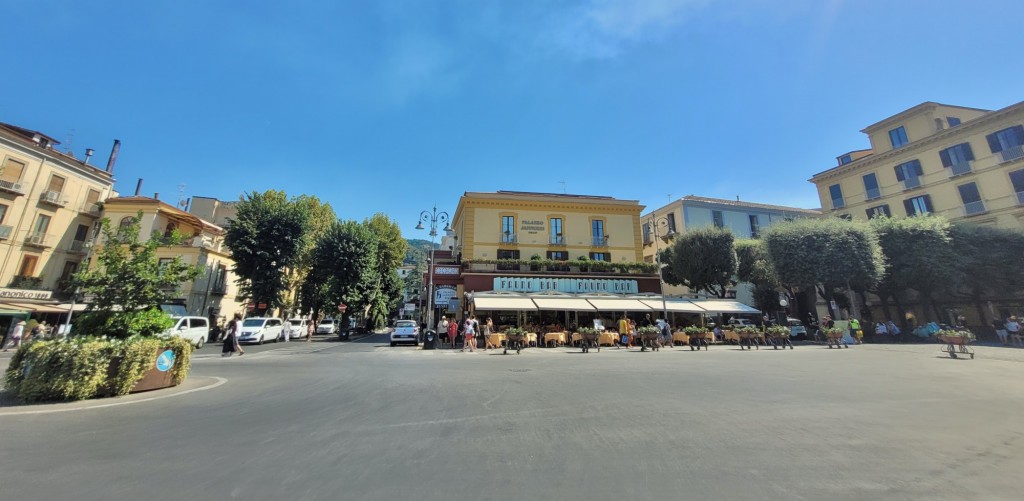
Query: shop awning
585,298,653,312
531,297,597,311
55,303,88,312
473,296,538,311
640,299,706,313
0,303,30,317
691,299,760,314
3,302,68,314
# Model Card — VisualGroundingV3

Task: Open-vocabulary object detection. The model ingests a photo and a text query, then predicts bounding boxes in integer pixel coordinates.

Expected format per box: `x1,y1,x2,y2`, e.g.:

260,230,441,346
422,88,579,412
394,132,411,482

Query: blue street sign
156,350,175,372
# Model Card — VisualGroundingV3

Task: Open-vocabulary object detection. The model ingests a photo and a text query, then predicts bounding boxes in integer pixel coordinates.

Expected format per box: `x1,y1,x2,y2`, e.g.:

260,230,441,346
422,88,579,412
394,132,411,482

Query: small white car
316,318,338,335
390,320,419,347
728,318,758,328
238,317,284,344
164,316,210,348
286,318,309,339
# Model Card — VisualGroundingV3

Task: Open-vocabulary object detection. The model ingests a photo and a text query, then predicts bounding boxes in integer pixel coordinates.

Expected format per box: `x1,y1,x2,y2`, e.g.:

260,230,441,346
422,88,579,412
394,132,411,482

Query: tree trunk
972,292,988,331
857,290,873,324
817,285,835,319
876,291,893,324
926,292,943,323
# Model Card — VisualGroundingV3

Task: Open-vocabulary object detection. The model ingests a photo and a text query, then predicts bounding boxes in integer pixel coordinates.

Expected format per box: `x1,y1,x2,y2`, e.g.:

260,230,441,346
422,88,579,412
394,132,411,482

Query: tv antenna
64,128,76,155
177,183,187,208
558,181,566,194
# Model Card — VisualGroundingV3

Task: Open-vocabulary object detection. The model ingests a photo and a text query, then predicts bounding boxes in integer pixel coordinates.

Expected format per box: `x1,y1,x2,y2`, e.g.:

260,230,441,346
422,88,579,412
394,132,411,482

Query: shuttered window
1,158,26,183
47,175,66,194
986,125,1024,152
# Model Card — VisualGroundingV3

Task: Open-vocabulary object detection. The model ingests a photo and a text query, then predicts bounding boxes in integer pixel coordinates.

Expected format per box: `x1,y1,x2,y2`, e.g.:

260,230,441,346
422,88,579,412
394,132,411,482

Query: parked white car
316,318,339,335
390,319,419,347
286,318,309,339
238,317,284,344
164,316,210,348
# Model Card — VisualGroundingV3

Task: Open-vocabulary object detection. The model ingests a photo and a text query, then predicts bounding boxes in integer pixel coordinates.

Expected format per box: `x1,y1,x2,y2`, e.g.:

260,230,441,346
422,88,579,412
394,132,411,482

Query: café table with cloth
598,330,618,346
486,333,506,348
543,332,567,347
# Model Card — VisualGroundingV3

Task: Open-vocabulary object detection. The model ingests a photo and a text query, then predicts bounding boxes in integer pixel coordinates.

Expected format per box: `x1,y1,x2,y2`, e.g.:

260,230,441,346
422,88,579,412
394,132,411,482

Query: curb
0,376,227,416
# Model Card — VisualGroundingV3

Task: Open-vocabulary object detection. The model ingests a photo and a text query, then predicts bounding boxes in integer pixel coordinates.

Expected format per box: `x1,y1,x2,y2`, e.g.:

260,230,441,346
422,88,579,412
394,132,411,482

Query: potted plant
503,327,527,355
735,325,761,350
822,326,848,349
529,254,542,271
765,325,793,350
636,325,661,352
577,327,600,353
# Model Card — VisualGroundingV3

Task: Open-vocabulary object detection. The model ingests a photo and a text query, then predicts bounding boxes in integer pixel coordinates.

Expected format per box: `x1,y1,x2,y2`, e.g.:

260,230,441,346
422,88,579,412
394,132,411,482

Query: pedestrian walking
307,318,315,342
617,315,629,349
447,319,458,349
993,318,1008,345
483,317,497,350
461,317,476,352
1006,316,1022,347
3,320,26,352
281,318,291,342
222,313,244,357
850,318,862,344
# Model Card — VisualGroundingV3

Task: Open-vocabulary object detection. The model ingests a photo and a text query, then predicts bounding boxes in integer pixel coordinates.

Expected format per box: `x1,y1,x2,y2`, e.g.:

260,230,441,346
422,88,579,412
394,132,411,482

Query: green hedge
3,336,193,403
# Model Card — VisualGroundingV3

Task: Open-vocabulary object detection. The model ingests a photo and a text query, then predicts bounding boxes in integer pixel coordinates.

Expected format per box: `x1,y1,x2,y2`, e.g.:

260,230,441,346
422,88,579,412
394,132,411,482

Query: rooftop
0,121,116,178
646,195,821,216
104,196,225,235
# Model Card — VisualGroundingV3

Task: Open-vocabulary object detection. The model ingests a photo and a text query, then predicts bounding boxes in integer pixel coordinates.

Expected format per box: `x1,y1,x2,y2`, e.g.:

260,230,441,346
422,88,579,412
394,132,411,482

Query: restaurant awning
691,299,760,314
639,299,706,313
473,296,538,311
585,298,653,312
531,297,597,311
0,303,31,317
3,302,69,314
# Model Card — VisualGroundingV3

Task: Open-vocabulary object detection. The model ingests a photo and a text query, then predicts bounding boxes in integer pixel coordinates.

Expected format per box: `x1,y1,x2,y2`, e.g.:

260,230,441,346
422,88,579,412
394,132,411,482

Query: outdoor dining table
598,331,618,346
485,333,506,348
543,332,567,347
672,332,689,345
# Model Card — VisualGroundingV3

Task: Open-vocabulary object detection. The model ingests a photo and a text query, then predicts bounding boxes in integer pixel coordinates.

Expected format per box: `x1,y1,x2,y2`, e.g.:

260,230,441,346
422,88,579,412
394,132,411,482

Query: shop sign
0,288,53,300
434,285,457,305
434,266,460,275
493,277,638,294
520,220,545,234
404,303,416,311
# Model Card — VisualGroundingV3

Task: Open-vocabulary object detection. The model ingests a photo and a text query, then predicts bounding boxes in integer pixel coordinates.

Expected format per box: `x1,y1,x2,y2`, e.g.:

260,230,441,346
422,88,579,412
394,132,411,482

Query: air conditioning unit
27,234,46,245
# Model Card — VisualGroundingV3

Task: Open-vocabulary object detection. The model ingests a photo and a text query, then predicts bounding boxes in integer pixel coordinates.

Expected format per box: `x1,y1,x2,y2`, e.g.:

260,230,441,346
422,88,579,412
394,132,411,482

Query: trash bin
422,328,437,350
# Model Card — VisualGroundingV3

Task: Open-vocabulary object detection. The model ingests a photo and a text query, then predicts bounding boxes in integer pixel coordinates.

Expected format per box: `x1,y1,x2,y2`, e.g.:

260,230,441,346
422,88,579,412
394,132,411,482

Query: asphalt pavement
2,335,1023,500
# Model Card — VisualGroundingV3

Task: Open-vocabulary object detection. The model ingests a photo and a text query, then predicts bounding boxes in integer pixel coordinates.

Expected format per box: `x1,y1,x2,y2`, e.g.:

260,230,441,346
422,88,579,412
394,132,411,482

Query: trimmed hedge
3,336,193,403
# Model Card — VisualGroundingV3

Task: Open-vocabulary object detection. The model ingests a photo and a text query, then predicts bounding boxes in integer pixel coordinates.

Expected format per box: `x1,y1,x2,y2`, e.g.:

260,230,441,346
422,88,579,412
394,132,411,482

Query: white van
164,316,210,348
237,317,284,344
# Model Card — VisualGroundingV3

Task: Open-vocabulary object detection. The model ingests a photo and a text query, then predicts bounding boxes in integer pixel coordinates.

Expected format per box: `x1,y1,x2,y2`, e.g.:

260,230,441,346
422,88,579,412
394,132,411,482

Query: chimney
154,192,159,200
84,148,95,165
134,178,143,196
106,139,121,173
184,197,191,212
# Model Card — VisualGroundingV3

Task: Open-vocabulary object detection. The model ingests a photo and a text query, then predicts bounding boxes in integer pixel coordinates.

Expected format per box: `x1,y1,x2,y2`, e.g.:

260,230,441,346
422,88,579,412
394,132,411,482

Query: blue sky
3,0,1023,237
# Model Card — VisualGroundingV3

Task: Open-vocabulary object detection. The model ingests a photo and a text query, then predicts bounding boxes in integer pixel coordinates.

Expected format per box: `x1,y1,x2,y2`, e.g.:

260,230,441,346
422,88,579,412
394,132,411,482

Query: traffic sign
156,350,175,372
337,303,348,313
247,302,255,311
258,303,267,309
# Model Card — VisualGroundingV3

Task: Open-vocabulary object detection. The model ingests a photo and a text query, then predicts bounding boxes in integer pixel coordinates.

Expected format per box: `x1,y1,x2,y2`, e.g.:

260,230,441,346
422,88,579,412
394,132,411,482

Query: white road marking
0,377,228,416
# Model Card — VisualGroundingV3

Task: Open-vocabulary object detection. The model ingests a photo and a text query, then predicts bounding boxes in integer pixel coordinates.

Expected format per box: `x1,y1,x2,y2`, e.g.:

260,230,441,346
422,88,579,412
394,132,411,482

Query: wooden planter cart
735,326,761,350
683,326,710,351
936,329,975,359
503,328,527,355
765,325,794,350
637,326,661,352
578,327,600,353
823,327,848,349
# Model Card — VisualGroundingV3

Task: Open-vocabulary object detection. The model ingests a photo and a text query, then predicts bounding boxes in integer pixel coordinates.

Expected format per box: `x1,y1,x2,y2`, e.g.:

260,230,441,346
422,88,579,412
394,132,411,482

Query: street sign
404,303,416,311
258,303,267,309
156,350,175,372
338,303,348,313
247,303,255,311
829,300,838,311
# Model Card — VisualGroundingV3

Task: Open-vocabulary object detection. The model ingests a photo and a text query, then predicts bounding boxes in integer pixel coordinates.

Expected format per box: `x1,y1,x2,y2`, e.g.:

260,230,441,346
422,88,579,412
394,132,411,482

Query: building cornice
0,132,115,187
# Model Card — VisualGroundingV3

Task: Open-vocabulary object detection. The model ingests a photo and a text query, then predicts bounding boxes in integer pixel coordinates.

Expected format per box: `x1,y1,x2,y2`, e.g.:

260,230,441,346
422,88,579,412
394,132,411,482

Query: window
1010,169,1024,204
33,214,51,236
958,182,985,215
838,154,853,165
939,143,975,176
987,125,1024,162
862,173,881,200
74,224,90,242
85,189,101,208
549,218,563,244
748,215,760,238
119,216,134,230
190,318,208,329
666,213,677,233
837,214,853,221
712,210,724,228
0,203,7,224
496,249,519,260
903,195,933,216
589,252,610,262
47,175,66,194
889,126,909,148
546,250,568,261
158,258,174,274
934,118,945,131
894,160,924,189
0,157,26,184
18,254,39,276
828,184,845,209
642,223,651,244
866,205,891,219
59,261,79,282
591,219,605,245
947,117,961,127
501,216,515,243
163,223,177,238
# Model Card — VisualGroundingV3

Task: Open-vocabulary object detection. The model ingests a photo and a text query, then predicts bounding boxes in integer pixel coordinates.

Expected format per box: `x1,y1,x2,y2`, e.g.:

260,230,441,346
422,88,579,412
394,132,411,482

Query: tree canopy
660,227,737,298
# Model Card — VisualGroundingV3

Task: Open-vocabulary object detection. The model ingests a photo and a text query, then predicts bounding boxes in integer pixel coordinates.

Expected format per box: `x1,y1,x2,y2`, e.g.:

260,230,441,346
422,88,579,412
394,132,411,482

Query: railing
1017,190,1024,205
963,201,986,216
500,233,518,244
864,188,881,200
0,224,12,240
549,235,565,246
592,236,607,247
25,232,50,246
463,260,658,275
0,179,25,195
831,198,845,210
998,145,1024,163
8,275,43,290
80,202,102,215
948,162,972,177
69,239,87,253
900,178,922,191
642,236,653,246
211,281,227,295
39,190,68,207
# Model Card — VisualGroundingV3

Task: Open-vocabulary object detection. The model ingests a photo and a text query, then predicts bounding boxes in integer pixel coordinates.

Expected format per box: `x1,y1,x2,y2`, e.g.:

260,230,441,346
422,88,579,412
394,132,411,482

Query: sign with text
434,266,460,275
404,303,416,311
493,277,638,294
520,219,545,234
434,285,457,306
0,288,53,300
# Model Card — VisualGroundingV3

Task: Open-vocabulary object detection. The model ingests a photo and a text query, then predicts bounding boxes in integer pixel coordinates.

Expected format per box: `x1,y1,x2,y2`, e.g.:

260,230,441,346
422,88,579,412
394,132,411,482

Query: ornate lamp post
646,215,676,321
416,205,450,334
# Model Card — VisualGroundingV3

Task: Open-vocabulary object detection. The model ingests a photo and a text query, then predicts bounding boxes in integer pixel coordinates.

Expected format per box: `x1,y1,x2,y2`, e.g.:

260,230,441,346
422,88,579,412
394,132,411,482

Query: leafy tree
72,212,200,337
735,239,779,312
661,227,737,298
948,223,1024,323
763,218,884,319
224,190,310,315
314,220,378,328
363,214,407,327
291,195,336,321
869,216,958,322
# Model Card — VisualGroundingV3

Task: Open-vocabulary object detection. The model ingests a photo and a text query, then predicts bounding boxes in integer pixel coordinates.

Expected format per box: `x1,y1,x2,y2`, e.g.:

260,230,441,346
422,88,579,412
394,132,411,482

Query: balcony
549,235,565,246
80,202,102,217
591,236,608,247
0,224,12,240
500,233,518,245
39,190,68,207
900,178,922,191
24,232,51,247
963,201,987,216
948,161,972,178
463,259,657,276
68,239,88,253
211,281,227,295
998,145,1024,163
0,179,25,195
8,275,43,290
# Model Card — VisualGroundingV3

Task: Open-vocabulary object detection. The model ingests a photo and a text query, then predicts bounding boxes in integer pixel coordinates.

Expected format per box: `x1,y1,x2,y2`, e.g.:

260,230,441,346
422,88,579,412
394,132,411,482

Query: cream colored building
810,101,1024,229
101,196,246,320
188,196,238,227
0,122,116,304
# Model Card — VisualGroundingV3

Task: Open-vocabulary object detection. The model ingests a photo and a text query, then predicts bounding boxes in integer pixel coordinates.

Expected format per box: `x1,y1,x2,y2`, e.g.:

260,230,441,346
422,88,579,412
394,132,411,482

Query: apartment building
188,196,238,227
0,122,117,304
101,196,246,321
810,101,1024,229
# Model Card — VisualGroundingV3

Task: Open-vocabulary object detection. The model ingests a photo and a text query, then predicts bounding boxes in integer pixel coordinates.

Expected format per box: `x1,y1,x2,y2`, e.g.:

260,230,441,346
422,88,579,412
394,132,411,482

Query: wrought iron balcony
69,239,88,253
549,235,565,246
948,161,972,178
998,145,1024,163
0,224,12,240
80,202,102,216
591,236,608,247
500,232,518,245
900,178,922,191
963,201,986,216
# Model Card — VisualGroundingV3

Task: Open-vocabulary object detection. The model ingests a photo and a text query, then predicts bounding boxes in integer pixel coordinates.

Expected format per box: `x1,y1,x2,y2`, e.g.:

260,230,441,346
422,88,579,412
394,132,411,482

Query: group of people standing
436,315,496,352
993,316,1023,346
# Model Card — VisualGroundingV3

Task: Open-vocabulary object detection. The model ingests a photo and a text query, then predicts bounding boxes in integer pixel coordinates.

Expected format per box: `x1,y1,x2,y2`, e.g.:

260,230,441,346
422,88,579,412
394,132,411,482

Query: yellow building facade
0,122,116,304
810,101,1024,230
101,196,247,322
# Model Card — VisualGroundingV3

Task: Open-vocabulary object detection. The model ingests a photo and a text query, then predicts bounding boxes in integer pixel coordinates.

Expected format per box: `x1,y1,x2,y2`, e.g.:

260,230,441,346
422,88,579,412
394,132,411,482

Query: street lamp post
416,205,450,336
646,215,675,322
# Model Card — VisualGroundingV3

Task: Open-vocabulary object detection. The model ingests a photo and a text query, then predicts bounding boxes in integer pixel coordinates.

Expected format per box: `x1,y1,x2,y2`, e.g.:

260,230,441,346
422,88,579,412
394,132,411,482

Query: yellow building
810,101,1024,229
101,196,246,322
0,122,116,309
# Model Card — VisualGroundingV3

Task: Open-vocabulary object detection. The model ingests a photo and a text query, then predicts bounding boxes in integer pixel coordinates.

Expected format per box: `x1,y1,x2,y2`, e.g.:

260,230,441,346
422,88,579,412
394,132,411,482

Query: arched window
163,223,177,238
118,217,134,230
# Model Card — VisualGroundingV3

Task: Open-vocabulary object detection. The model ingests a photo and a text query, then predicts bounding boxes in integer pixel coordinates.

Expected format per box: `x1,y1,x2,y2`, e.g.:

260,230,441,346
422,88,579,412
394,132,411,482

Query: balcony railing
948,161,972,177
69,239,88,253
211,281,227,295
500,233,518,245
0,179,25,195
80,202,102,216
549,235,565,246
463,260,658,276
39,190,68,207
592,236,608,247
998,145,1024,163
0,224,12,240
1017,190,1024,205
864,188,880,200
900,178,922,191
25,232,50,247
963,201,986,216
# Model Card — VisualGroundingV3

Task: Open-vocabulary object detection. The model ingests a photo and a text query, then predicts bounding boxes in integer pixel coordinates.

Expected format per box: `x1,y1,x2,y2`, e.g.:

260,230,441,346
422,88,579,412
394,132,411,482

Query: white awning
691,299,760,314
531,297,597,311
585,298,653,312
640,299,705,313
473,296,538,311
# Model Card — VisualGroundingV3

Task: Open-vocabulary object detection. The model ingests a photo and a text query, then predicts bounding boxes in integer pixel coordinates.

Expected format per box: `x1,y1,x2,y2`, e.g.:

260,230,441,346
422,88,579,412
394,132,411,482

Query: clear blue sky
3,0,1023,237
